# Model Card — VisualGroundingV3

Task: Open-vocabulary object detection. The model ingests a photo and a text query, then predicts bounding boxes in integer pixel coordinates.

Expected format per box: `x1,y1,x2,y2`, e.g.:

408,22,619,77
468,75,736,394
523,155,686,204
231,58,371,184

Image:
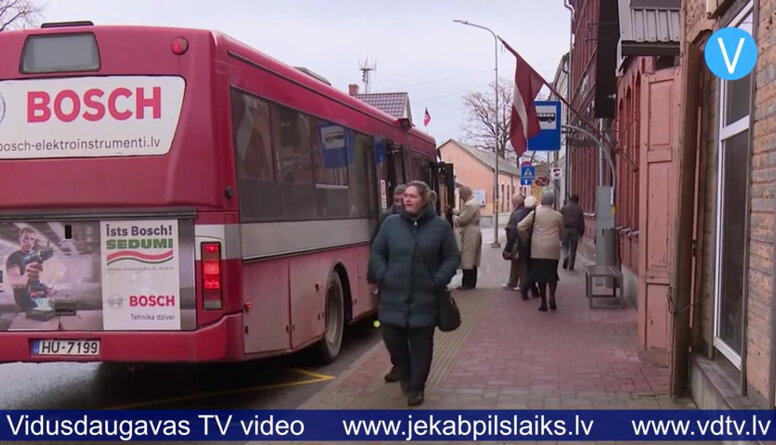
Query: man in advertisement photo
5,226,53,315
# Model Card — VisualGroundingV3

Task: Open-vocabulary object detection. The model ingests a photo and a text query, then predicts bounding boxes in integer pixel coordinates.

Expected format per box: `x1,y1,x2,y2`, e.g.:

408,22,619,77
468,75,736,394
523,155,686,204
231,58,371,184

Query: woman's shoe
384,367,402,382
538,304,548,312
549,300,557,311
407,391,424,406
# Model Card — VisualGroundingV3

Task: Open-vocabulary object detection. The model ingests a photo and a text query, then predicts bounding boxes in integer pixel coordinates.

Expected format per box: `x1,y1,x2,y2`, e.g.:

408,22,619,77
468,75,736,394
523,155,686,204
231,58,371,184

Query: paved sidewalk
280,229,717,444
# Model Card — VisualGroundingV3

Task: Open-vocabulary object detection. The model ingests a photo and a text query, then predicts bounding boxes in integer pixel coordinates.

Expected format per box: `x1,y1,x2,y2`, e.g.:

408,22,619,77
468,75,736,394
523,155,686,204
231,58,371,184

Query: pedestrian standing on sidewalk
515,196,540,300
518,192,564,311
503,193,530,290
451,185,482,290
560,194,585,271
370,184,406,244
368,180,460,406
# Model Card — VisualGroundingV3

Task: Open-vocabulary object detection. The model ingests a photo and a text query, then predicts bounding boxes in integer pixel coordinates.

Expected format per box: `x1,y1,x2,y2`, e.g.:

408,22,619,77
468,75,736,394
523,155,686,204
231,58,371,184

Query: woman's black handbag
437,290,461,332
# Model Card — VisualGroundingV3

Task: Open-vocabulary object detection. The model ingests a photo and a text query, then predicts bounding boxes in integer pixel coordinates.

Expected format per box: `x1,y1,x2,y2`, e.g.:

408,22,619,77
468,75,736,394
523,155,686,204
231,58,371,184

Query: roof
618,0,681,57
440,139,521,177
354,92,411,121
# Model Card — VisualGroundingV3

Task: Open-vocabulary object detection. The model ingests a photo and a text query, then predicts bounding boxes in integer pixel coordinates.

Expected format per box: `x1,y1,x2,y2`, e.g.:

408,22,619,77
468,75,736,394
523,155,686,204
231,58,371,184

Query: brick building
671,0,776,408
568,0,618,253
615,0,682,364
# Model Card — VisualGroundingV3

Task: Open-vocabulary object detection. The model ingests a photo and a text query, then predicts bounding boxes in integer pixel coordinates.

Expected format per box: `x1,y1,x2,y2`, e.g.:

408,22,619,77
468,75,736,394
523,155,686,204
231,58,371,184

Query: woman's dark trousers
381,324,435,392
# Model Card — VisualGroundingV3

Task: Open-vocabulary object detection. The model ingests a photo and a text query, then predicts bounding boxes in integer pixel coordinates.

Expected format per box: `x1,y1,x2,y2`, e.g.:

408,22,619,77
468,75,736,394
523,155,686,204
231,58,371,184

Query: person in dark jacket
368,180,460,406
370,184,406,244
560,194,585,271
504,195,539,299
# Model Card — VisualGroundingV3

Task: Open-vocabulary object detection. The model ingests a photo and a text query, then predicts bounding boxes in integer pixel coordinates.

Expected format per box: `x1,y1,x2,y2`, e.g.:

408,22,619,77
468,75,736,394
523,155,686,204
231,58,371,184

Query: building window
713,2,753,369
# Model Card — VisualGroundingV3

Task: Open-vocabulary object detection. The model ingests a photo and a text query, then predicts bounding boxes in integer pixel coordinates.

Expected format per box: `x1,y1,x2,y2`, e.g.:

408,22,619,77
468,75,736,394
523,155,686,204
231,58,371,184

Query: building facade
438,139,520,223
673,0,776,408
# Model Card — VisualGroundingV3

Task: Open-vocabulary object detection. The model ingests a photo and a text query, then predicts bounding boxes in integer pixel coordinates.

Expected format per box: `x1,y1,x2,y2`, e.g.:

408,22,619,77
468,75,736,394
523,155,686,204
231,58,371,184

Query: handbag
437,290,461,332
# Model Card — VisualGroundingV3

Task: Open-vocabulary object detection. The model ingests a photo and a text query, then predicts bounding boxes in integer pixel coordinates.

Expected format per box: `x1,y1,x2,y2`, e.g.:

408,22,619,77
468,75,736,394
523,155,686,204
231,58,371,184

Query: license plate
32,339,100,356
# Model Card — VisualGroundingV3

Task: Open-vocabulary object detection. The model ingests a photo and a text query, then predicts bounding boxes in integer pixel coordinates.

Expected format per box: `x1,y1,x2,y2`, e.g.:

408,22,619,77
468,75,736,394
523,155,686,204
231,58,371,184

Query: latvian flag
503,41,544,157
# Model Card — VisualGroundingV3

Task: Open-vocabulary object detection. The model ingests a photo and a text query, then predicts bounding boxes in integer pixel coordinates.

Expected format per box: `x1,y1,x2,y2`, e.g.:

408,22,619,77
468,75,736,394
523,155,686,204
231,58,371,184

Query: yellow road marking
292,368,335,381
107,368,334,410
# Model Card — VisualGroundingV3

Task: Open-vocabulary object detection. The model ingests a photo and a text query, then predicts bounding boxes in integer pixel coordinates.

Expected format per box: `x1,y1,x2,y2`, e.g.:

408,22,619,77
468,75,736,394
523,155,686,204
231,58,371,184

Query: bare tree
0,0,46,32
460,78,514,159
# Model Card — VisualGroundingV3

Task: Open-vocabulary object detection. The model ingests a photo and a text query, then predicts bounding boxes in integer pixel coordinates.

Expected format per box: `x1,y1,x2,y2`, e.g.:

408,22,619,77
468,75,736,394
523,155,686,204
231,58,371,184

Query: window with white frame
713,1,754,369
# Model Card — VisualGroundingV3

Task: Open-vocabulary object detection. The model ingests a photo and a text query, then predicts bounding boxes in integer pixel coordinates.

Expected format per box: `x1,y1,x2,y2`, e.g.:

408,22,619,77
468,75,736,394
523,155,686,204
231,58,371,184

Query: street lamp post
453,19,501,248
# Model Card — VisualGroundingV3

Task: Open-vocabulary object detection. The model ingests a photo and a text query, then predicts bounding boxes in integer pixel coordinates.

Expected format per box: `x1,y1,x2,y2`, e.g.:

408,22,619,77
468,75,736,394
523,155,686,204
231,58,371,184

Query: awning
618,0,680,57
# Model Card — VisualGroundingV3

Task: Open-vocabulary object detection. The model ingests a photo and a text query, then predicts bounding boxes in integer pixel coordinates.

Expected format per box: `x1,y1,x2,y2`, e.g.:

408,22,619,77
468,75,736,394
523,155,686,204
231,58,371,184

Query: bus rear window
21,33,100,73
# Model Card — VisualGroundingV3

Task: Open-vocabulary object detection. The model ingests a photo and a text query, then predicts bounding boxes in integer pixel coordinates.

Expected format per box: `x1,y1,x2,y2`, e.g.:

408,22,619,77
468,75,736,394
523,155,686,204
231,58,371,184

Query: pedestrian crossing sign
520,165,535,186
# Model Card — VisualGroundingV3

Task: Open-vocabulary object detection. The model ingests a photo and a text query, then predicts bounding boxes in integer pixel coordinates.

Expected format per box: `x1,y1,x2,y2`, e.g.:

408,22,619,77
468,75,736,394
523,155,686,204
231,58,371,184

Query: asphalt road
0,317,381,444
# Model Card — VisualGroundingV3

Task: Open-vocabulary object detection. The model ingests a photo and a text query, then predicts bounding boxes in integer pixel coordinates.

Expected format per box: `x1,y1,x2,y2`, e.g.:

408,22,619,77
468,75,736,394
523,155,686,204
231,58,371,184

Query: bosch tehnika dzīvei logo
0,91,6,124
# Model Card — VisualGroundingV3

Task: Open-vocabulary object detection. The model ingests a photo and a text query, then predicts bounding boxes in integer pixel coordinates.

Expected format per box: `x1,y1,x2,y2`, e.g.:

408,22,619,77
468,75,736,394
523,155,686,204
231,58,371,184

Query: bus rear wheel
319,273,345,363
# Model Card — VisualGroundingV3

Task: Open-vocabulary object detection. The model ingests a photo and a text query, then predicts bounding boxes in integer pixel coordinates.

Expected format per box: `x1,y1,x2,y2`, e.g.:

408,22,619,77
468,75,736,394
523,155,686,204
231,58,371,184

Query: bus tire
319,273,345,364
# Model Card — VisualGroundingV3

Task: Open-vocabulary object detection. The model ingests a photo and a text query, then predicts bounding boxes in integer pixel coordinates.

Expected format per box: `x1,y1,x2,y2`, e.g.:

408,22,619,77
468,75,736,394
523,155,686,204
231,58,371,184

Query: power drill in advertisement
23,244,56,320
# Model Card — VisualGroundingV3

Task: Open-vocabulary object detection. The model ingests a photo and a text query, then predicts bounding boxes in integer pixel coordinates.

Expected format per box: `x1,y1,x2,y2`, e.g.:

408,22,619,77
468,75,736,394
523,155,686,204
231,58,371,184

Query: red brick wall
746,0,775,405
570,0,603,247
685,0,776,406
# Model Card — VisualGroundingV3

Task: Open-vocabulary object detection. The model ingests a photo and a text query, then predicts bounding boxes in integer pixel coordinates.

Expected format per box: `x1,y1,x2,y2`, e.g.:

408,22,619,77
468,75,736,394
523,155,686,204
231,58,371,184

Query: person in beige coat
452,186,482,290
517,192,564,311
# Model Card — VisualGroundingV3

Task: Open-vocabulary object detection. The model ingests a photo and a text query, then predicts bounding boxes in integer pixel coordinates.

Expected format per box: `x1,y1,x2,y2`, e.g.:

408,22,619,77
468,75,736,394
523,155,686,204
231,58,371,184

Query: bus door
373,136,390,212
432,162,455,226
386,142,406,194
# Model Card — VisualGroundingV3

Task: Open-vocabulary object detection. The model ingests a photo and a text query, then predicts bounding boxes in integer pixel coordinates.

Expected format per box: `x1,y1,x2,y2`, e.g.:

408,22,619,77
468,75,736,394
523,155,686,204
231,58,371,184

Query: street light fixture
453,19,501,248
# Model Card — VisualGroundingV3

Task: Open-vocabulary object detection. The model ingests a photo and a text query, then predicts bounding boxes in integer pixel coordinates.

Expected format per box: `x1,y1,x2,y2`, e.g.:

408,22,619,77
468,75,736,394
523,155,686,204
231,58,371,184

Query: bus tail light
171,37,188,55
201,242,222,310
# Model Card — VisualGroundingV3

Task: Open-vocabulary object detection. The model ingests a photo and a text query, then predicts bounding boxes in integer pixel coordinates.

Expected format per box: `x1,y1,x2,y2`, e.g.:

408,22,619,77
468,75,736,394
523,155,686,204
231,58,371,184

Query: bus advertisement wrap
0,220,188,332
0,76,185,159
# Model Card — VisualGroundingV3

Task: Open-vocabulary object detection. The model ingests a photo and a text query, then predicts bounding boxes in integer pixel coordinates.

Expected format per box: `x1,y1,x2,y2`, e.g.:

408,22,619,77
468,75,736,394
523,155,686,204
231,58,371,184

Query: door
638,67,681,362
386,142,405,192
435,162,455,226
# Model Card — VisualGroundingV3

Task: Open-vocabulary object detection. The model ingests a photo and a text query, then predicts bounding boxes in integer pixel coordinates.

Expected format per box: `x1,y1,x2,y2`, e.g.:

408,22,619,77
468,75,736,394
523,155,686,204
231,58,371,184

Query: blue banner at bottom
2,410,776,441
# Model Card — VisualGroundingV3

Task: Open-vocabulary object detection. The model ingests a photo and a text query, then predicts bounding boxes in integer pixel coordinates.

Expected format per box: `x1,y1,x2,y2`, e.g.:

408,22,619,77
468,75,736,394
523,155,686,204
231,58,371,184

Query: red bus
0,22,454,364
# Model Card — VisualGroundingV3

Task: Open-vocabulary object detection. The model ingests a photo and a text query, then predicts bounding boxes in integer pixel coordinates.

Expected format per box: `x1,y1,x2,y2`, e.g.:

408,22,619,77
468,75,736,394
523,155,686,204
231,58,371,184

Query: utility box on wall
596,186,617,284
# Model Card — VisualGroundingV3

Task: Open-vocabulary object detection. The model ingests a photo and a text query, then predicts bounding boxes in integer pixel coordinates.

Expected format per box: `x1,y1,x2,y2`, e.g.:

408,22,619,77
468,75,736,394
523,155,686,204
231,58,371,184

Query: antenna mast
359,57,377,93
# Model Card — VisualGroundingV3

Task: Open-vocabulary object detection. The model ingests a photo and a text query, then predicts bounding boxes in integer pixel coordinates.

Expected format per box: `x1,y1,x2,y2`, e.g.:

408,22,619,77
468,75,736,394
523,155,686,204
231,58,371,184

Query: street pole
453,19,501,247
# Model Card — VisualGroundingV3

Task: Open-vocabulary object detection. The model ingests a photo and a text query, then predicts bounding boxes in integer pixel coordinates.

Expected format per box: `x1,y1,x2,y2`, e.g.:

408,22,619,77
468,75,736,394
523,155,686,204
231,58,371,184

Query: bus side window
274,105,313,185
230,89,281,221
231,90,274,181
272,104,315,220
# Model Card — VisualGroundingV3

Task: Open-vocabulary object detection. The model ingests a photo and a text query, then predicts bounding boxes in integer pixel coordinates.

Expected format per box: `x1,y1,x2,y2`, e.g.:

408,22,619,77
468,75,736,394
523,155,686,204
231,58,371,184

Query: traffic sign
520,165,535,187
534,176,550,186
551,167,562,180
527,101,561,151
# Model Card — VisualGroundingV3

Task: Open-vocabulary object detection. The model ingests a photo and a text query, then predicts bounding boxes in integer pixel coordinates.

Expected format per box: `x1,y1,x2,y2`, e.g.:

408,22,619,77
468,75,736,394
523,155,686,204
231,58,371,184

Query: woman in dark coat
368,180,460,406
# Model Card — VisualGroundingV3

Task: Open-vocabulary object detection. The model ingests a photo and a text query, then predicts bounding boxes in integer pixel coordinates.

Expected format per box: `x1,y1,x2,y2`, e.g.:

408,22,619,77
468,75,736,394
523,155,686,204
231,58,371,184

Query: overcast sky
42,1,571,150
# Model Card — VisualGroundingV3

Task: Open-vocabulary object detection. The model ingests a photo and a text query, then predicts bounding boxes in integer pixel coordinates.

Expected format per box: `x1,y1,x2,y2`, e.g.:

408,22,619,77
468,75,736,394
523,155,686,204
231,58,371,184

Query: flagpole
499,37,637,170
